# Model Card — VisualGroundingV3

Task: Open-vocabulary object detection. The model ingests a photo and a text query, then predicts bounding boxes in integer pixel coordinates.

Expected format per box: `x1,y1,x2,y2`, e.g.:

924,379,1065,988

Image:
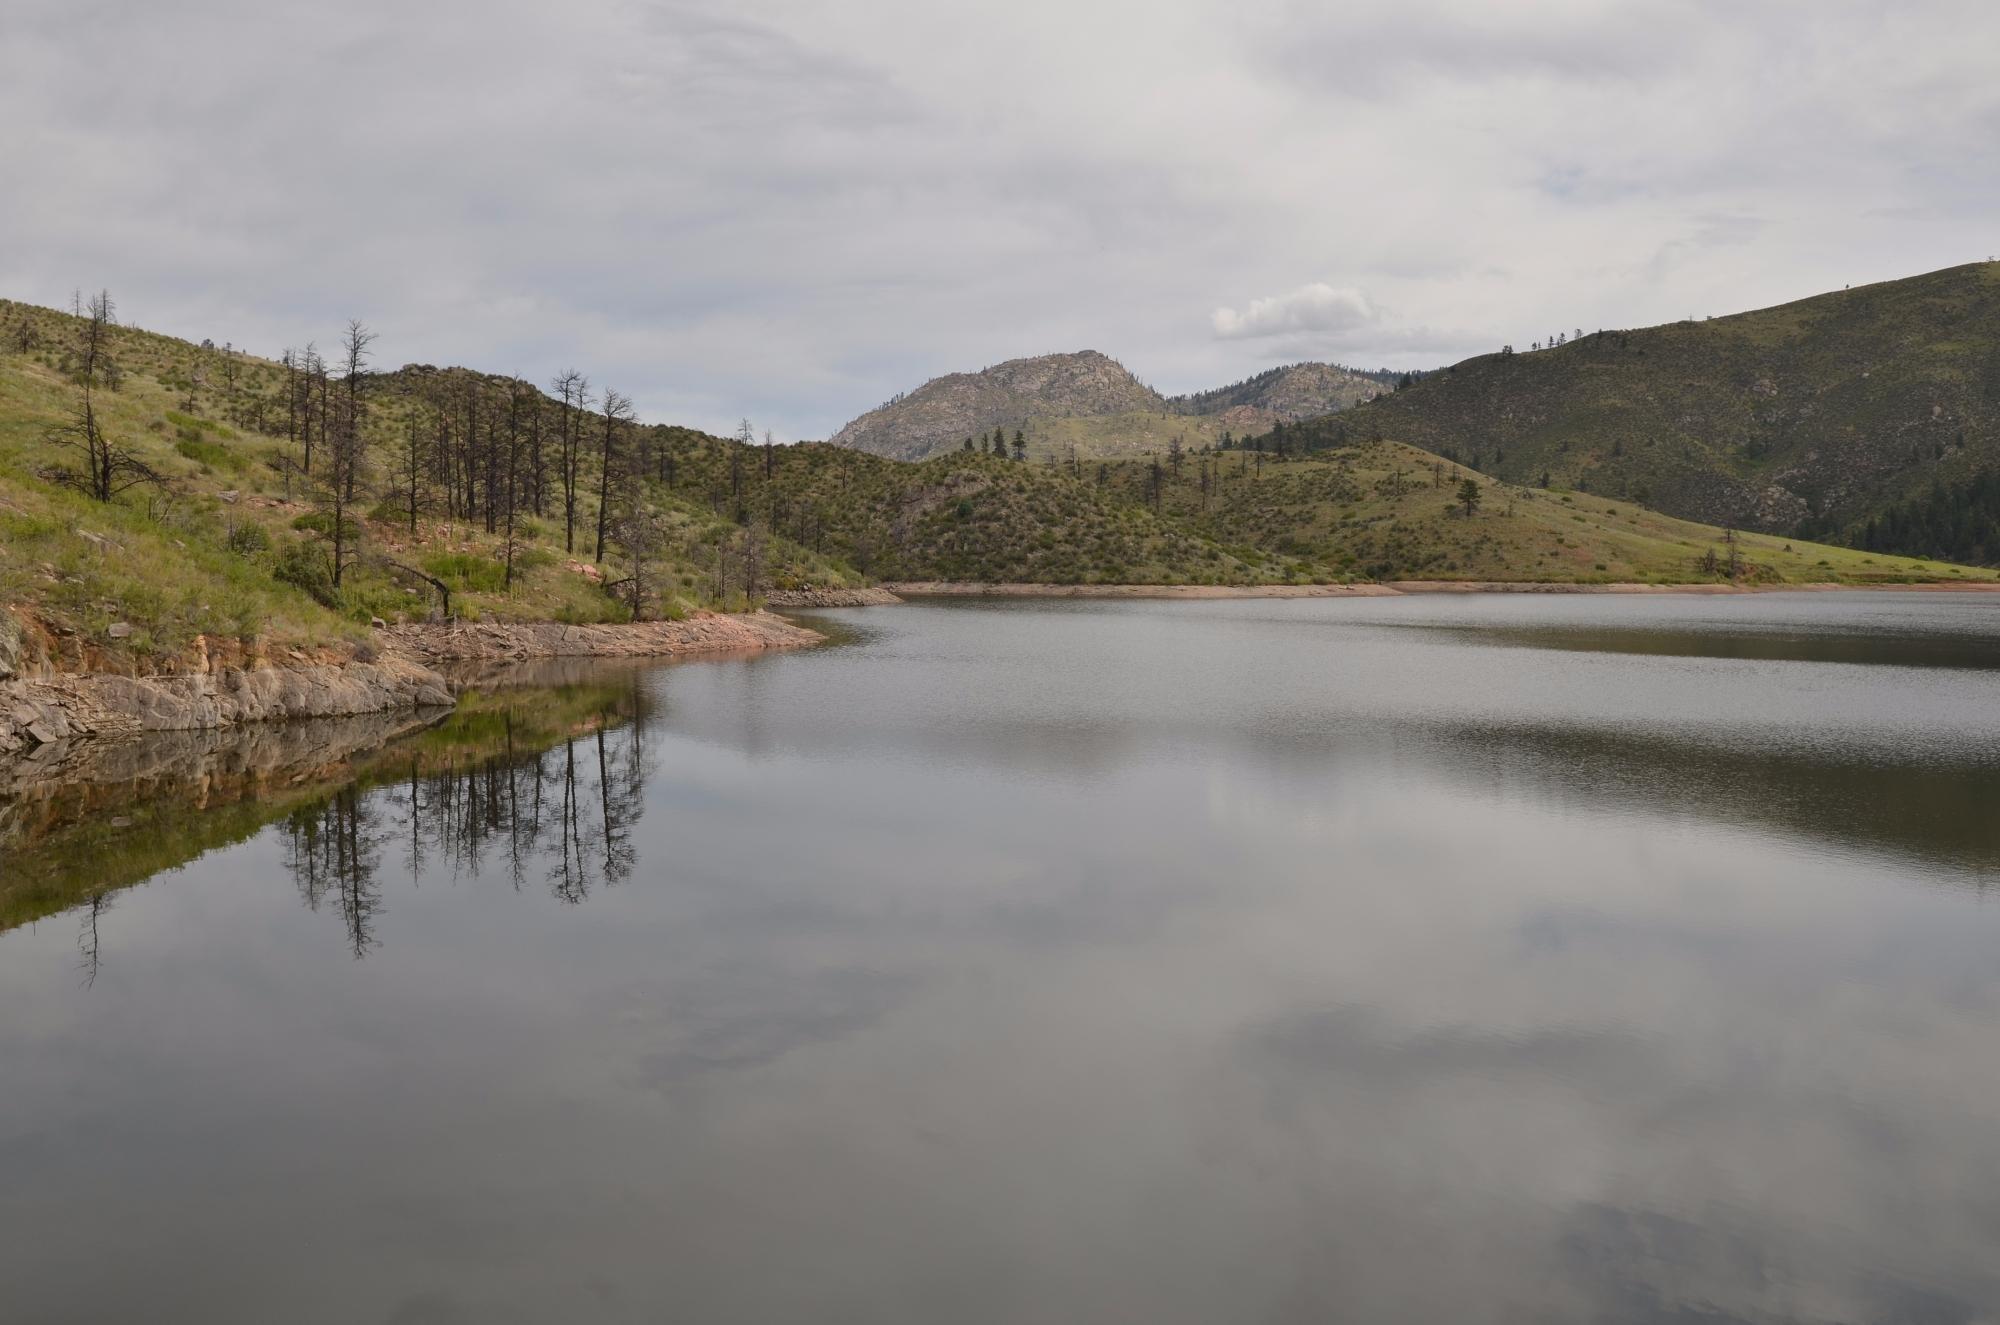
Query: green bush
175,435,239,470
273,540,339,608
423,551,507,593
224,522,270,556
165,410,234,439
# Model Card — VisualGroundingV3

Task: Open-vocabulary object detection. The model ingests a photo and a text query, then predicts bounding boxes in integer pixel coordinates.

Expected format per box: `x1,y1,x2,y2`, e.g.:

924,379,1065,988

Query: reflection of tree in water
284,785,385,958
274,685,653,954
77,892,111,987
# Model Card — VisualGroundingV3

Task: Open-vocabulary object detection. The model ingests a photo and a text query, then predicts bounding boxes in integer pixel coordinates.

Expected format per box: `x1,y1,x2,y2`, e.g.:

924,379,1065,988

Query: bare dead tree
378,555,454,620
740,521,767,604
317,321,374,587
594,388,632,562
40,291,160,501
503,379,529,588
550,369,588,552
610,509,663,619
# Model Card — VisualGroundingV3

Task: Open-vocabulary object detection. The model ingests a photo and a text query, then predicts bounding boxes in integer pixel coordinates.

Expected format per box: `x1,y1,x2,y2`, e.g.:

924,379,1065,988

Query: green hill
0,290,1987,670
645,432,1289,585
0,299,1296,668
1094,440,1990,585
1261,262,2000,555
0,298,865,667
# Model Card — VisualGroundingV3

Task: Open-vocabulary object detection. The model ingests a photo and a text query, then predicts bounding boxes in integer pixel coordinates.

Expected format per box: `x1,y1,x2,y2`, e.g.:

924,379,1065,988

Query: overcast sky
7,0,1997,438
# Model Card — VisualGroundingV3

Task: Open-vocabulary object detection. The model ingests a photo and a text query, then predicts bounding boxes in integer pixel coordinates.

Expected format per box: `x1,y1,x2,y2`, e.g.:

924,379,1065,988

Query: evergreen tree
1457,478,1482,517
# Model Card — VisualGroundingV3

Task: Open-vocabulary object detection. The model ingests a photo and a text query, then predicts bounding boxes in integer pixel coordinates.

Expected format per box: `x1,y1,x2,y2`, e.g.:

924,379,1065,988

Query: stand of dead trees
39,290,161,502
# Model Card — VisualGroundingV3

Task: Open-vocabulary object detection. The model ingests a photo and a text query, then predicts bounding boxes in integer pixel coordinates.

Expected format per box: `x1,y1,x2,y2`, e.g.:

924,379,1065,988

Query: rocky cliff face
830,351,1165,460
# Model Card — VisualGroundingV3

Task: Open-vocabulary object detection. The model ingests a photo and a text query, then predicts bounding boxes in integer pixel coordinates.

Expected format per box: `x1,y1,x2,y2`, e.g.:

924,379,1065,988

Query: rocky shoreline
0,611,823,759
381,611,822,663
762,587,904,608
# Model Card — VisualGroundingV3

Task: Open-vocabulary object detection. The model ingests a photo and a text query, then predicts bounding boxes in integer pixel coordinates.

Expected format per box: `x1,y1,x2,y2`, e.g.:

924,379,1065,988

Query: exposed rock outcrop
0,653,454,757
0,611,824,759
0,610,19,683
830,351,1162,460
829,352,1392,462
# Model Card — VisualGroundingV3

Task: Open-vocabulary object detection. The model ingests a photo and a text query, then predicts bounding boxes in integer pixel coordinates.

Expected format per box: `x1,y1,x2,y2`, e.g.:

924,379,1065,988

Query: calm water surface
5,593,2000,1323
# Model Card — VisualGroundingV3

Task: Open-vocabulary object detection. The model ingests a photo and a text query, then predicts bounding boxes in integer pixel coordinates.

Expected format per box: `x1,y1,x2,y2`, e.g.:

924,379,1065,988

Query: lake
4,592,2000,1323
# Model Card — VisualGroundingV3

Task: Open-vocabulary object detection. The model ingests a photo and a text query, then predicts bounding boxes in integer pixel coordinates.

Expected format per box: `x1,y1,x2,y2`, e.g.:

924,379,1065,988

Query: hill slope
1,290,1986,670
649,433,1290,585
829,351,1161,460
0,298,872,668
1278,262,2000,546
1171,361,1392,419
1097,441,1990,585
831,353,1392,462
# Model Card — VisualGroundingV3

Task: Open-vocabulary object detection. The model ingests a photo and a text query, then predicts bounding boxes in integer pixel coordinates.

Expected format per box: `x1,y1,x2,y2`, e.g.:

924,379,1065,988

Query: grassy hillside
1016,411,1256,464
650,432,1294,585
0,298,865,666
1261,263,2000,551
1,289,1986,666
1097,441,1994,585
1169,361,1395,417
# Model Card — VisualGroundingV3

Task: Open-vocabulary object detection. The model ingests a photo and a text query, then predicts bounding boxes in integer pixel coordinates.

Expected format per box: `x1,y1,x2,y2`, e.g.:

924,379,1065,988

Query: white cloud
3,0,1998,437
1212,283,1377,340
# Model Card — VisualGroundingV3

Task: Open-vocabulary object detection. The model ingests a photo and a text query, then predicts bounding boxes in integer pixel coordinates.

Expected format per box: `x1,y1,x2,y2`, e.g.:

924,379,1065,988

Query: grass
1098,440,1997,584
653,433,1291,585
0,304,875,662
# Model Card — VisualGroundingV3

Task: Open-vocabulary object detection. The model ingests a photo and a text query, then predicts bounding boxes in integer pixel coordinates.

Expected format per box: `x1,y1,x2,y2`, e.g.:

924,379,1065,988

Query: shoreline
763,587,904,608
878,582,1399,600
1,611,823,759
881,579,2000,600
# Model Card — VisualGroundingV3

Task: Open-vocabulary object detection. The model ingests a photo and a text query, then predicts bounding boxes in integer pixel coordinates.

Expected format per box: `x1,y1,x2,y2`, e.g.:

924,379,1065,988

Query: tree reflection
270,677,654,954
284,785,384,958
76,892,110,987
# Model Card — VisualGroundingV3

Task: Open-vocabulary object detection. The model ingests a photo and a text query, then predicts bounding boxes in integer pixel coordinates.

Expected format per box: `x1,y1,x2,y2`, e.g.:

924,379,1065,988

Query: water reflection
2,667,653,962
5,596,2000,1323
278,681,654,955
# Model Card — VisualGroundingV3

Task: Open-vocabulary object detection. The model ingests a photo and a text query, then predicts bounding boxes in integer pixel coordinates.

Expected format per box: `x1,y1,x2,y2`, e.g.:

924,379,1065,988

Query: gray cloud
4,0,1998,438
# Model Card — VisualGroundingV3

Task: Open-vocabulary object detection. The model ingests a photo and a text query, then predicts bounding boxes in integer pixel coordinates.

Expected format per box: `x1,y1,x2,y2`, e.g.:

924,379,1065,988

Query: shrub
273,541,339,607
175,436,237,470
292,511,333,535
224,522,270,556
423,552,507,593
